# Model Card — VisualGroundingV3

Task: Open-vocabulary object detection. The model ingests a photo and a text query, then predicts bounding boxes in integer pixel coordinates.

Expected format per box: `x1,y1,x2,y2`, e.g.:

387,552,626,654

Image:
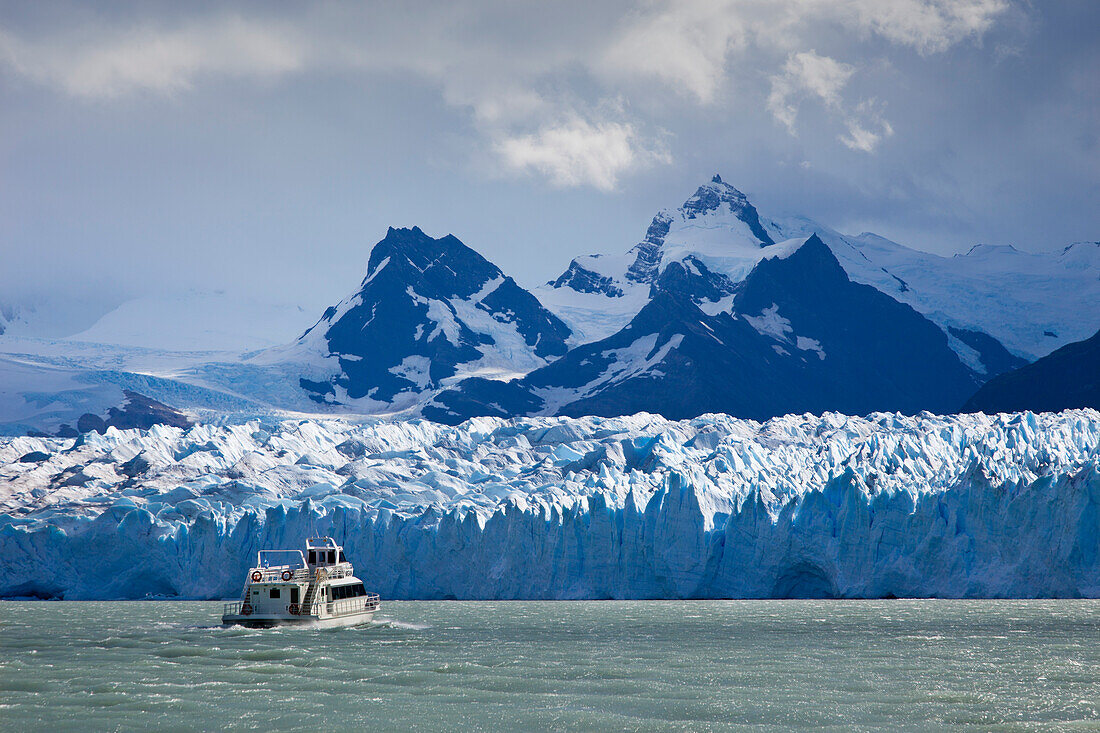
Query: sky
1,0,1098,330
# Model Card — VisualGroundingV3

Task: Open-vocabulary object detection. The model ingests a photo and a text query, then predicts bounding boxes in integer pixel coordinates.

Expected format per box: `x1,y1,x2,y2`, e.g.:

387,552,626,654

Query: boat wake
369,616,431,631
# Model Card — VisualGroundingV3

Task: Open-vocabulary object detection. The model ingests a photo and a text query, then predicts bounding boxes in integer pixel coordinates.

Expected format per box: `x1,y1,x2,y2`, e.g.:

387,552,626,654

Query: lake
1,600,1097,730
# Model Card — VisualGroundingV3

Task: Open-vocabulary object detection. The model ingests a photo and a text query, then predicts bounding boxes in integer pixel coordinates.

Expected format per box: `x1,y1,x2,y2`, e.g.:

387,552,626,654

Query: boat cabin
223,536,378,627
306,536,349,569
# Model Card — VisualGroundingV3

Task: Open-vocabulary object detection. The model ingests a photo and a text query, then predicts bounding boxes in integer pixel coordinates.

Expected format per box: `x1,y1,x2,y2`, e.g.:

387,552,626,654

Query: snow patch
744,304,792,341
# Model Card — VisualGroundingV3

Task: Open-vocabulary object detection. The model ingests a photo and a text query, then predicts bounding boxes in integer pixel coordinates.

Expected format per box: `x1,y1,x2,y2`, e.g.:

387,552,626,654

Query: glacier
1,410,1098,600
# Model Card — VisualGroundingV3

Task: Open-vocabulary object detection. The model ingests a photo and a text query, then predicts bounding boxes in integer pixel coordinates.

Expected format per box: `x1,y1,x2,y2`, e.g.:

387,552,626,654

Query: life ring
250,570,263,582
281,570,293,581
287,603,300,615
241,603,253,616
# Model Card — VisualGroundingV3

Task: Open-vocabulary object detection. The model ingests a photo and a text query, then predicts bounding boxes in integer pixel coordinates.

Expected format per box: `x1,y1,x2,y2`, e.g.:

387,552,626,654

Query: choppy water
1,600,1097,731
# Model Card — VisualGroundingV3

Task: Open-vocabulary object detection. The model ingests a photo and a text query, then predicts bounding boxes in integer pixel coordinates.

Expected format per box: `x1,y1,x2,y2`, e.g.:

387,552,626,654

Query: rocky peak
679,176,775,245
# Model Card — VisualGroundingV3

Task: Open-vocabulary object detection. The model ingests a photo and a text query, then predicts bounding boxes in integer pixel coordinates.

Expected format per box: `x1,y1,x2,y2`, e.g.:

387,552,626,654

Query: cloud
495,115,669,191
600,0,748,104
824,0,1010,53
767,51,855,133
839,100,894,152
768,52,897,153
598,0,1009,102
0,16,305,98
0,0,1013,181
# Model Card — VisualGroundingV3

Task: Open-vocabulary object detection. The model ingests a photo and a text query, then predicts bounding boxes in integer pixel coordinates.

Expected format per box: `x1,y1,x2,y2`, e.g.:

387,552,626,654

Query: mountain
537,178,1099,366
271,226,572,410
428,235,980,423
816,235,1100,363
1,176,1094,435
963,328,1100,413
535,174,780,344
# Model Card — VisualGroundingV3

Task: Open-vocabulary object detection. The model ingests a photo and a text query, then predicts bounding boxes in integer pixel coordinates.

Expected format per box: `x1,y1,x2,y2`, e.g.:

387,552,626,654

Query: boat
221,537,380,628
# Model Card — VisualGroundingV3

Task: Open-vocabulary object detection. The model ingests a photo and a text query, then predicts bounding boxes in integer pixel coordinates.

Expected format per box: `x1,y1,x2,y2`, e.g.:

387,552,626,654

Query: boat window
308,550,316,564
327,550,336,564
338,551,346,563
356,583,366,596
270,588,280,599
291,587,299,604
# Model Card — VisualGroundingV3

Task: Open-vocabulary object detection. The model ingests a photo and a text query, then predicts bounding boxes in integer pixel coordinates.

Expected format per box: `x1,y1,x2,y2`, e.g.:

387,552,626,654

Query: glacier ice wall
1,411,1098,599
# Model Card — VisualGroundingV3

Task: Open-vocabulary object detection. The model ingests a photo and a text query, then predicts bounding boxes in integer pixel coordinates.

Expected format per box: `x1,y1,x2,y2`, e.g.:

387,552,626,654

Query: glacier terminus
2,409,1097,600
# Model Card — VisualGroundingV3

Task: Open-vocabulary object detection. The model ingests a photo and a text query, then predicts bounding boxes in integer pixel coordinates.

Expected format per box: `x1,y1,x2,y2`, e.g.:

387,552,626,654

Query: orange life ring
241,603,253,616
250,570,263,582
287,603,300,615
281,570,293,581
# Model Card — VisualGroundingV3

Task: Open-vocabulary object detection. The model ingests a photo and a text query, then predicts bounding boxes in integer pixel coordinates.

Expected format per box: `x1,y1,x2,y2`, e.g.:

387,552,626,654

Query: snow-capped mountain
266,226,572,411
536,174,779,344
430,235,981,423
803,234,1100,363
964,328,1100,413
537,177,1099,365
0,176,1094,435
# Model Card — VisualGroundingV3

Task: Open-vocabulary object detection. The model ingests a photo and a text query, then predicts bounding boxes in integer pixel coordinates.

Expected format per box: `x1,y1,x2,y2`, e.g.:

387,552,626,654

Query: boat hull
222,609,376,629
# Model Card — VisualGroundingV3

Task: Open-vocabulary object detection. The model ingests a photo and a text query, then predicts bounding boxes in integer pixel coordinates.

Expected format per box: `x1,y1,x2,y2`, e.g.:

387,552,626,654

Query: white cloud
600,0,748,104
768,52,898,153
767,51,855,133
839,100,894,152
598,0,1009,102
0,16,305,98
840,118,890,152
496,116,669,191
0,0,1012,177
821,0,1010,53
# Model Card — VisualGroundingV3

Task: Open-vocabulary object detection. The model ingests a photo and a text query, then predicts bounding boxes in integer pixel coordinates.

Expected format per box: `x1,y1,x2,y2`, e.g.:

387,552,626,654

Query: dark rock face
729,235,980,416
296,226,572,405
651,255,736,303
422,377,546,423
963,328,1100,413
432,235,983,424
60,390,192,436
76,413,107,434
625,212,672,284
18,451,50,463
549,260,624,297
679,174,775,245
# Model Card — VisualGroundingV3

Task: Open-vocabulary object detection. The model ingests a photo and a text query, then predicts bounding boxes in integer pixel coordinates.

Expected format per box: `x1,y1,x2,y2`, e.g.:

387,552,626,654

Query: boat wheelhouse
221,537,380,628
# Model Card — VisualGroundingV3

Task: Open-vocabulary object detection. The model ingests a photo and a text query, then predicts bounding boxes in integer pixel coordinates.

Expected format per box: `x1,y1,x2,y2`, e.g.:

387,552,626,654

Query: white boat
221,537,380,628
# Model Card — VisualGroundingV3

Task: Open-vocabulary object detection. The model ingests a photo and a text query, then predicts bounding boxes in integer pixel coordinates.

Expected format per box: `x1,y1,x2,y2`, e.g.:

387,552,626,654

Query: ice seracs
221,536,380,628
1,410,1097,599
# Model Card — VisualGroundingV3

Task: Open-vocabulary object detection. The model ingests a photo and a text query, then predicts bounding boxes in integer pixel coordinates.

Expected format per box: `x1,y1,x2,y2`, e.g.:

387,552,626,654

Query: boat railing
247,564,355,582
304,593,380,618
329,593,381,617
223,593,379,619
246,566,314,583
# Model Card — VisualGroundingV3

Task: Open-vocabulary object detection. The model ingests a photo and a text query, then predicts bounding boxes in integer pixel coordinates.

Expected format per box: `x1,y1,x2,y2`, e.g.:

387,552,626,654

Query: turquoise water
1,600,1097,731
